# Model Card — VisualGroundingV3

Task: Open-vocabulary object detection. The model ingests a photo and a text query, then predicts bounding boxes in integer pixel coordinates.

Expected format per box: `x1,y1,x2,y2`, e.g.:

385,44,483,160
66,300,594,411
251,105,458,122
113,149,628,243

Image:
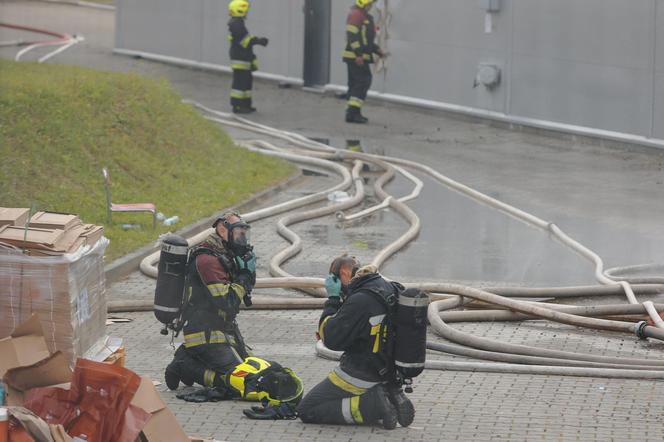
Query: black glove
236,270,255,295
256,37,269,47
243,403,298,420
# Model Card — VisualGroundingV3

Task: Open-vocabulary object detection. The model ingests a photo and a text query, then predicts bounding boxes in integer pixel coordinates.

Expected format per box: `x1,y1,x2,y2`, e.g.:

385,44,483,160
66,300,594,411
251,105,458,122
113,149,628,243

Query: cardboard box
0,207,30,227
80,224,104,247
0,315,51,380
0,226,64,248
133,377,189,442
28,212,81,231
2,317,189,442
0,239,109,363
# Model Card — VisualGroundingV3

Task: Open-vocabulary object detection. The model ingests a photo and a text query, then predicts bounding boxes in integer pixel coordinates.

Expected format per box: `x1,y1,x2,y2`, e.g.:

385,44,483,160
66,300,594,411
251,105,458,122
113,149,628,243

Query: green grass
0,60,295,260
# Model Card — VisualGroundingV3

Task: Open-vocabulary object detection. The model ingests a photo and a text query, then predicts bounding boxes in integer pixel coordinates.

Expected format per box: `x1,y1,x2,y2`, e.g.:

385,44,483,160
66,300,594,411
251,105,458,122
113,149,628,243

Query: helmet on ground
229,0,250,17
356,0,375,8
227,357,304,406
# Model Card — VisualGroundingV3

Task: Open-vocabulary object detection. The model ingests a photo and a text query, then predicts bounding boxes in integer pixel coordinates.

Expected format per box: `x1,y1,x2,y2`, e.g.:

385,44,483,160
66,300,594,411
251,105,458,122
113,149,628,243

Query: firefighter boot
345,107,368,124
375,385,398,430
387,386,415,427
165,346,194,390
233,106,257,114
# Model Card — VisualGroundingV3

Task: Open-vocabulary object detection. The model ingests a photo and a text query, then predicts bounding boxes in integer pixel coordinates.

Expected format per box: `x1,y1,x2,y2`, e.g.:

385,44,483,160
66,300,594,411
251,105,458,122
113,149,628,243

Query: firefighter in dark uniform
164,212,256,392
297,256,415,429
343,0,384,124
228,0,269,114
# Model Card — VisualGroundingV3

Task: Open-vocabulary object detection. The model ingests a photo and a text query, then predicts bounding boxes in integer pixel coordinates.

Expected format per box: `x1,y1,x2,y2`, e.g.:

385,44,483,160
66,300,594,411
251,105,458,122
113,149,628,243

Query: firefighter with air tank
297,255,427,429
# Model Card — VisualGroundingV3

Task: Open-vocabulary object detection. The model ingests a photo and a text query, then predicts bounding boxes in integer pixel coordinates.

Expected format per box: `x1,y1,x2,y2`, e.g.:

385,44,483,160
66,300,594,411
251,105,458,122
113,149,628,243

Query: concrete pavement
3,2,664,440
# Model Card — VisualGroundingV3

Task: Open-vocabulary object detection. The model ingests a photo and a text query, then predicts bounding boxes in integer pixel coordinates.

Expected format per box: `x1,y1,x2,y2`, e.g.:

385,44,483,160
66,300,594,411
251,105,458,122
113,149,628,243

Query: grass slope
0,60,295,260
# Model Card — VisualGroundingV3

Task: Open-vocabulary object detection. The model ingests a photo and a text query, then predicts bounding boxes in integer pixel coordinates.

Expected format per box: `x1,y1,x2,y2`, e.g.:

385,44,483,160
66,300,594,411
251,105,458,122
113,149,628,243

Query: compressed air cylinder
394,288,429,379
154,234,188,325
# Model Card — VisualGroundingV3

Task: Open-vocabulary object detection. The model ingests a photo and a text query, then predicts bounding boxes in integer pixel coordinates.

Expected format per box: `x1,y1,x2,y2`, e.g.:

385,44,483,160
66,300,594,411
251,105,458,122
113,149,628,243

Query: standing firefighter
164,212,257,392
297,256,419,429
228,0,269,113
343,0,384,124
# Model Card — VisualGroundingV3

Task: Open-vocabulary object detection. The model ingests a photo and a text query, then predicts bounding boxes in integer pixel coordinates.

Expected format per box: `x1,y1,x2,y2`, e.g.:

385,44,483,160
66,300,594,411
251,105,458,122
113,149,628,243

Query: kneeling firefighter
297,256,428,429
155,212,303,410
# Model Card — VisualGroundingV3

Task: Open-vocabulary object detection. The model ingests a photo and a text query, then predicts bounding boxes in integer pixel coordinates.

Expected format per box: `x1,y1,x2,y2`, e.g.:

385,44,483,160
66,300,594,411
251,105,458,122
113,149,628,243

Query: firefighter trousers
297,376,385,425
171,342,244,389
345,62,372,114
230,68,253,110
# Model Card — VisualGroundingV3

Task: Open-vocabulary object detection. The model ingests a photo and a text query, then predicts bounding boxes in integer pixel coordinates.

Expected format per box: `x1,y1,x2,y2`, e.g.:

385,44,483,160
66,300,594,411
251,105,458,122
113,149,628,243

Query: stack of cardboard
1,316,191,442
0,208,108,364
0,209,104,256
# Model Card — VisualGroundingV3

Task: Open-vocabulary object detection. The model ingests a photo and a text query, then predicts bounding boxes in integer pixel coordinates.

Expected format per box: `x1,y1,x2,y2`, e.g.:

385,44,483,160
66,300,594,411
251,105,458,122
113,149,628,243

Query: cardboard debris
28,211,81,231
0,207,30,228
0,314,51,380
0,221,109,363
1,316,191,442
0,208,104,256
133,377,189,442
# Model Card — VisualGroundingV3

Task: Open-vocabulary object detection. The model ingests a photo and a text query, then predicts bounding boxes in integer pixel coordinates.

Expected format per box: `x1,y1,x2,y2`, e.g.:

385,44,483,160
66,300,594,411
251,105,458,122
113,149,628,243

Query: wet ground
3,1,663,288
3,2,664,441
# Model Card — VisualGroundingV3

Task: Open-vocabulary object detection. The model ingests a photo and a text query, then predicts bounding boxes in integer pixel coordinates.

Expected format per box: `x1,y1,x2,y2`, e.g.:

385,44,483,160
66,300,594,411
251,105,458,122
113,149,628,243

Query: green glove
324,274,341,298
235,252,257,273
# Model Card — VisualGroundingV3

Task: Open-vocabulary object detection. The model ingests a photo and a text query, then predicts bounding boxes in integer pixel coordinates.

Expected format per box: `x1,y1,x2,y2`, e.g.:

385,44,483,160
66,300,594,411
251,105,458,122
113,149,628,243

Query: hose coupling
635,320,648,340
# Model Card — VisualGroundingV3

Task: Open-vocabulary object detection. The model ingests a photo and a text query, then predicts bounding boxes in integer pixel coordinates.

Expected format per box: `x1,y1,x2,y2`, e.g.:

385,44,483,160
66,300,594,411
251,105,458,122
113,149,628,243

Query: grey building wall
116,0,664,142
115,0,303,79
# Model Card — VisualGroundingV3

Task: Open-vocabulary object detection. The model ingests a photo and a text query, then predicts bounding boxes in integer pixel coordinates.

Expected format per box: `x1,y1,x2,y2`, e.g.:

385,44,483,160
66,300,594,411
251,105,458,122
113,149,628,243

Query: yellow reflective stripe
319,315,332,341
328,371,366,395
204,369,216,387
184,331,233,347
370,323,381,353
231,283,246,298
208,283,230,297
361,25,368,46
346,24,359,34
231,89,251,99
350,396,363,423
251,59,259,69
342,50,358,59
240,34,253,48
231,60,251,70
348,97,363,108
184,331,207,347
350,41,361,49
209,330,227,344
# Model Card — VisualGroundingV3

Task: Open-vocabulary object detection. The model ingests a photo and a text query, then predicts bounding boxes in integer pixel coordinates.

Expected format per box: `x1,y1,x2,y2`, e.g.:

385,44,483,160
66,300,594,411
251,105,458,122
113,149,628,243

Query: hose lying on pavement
129,101,664,378
0,22,83,62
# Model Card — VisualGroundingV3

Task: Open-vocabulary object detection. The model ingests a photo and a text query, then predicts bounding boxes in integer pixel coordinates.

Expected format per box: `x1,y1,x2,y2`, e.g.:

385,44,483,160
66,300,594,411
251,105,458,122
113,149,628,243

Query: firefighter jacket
342,6,381,64
318,272,404,384
182,241,249,349
228,17,259,71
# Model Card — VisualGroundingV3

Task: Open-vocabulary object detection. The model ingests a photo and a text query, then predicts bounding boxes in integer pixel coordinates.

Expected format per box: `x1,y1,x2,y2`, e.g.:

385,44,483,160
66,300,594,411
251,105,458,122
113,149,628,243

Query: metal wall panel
655,74,664,139
115,0,664,141
115,0,203,61
330,0,510,111
655,1,664,139
510,0,655,135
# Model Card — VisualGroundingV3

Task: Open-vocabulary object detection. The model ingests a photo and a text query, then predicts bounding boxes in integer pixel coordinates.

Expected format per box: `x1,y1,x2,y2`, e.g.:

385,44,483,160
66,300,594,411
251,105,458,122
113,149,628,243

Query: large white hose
133,101,664,378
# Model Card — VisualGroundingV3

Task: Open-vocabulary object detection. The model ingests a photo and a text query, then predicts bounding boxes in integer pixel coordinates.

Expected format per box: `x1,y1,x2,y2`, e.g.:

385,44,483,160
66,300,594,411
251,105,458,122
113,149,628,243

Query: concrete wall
116,0,664,141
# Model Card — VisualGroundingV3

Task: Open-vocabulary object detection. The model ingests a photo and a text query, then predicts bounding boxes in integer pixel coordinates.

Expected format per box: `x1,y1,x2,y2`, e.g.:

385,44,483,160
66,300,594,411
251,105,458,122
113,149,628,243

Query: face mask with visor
227,221,252,255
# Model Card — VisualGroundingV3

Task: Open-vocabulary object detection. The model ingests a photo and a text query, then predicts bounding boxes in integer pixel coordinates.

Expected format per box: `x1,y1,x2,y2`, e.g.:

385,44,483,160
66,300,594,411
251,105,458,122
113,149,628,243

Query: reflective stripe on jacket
342,6,379,63
228,16,258,71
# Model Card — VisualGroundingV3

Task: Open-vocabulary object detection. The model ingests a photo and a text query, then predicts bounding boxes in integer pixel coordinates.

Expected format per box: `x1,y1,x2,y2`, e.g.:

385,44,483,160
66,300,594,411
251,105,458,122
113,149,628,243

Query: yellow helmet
229,0,250,17
356,0,375,8
226,357,304,406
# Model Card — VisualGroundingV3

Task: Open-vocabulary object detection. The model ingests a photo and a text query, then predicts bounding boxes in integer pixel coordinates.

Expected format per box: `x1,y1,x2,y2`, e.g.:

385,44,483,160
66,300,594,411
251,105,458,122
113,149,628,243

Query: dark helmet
213,211,252,255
